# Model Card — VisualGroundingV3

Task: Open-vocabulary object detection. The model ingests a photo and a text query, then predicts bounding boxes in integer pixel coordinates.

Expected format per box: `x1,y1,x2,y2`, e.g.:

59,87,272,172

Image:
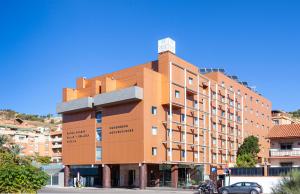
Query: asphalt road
38,187,199,194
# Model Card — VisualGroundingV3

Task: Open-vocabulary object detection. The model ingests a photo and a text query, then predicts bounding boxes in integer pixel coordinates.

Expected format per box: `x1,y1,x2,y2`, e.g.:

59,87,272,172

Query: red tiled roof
269,124,300,139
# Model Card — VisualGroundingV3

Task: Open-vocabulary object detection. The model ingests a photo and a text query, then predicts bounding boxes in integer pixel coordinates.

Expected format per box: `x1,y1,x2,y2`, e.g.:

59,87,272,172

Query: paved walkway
38,186,199,194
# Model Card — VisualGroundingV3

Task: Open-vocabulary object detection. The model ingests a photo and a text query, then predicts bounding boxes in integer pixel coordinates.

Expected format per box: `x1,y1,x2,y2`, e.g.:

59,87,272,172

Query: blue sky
0,0,299,115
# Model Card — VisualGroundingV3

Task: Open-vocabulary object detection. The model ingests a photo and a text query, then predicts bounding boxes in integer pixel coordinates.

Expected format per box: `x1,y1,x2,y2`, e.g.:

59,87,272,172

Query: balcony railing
270,149,300,157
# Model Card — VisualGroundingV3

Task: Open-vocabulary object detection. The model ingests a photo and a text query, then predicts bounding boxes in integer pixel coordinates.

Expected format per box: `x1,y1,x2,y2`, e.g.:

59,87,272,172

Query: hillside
289,109,300,119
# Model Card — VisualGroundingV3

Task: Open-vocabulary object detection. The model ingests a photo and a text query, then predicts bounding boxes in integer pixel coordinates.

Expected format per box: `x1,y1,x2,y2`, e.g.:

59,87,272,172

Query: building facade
268,124,300,167
57,38,272,188
272,110,299,125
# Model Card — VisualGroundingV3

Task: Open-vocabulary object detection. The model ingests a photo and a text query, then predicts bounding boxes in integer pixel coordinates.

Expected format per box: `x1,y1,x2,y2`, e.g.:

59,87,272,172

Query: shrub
272,170,300,194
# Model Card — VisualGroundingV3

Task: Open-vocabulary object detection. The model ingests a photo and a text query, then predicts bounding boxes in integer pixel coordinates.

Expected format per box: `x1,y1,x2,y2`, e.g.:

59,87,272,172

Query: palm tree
272,170,300,194
10,144,22,155
0,135,8,148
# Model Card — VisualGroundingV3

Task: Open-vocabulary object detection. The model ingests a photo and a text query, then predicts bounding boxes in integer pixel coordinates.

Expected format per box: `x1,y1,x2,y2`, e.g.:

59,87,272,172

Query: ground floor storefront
64,163,204,189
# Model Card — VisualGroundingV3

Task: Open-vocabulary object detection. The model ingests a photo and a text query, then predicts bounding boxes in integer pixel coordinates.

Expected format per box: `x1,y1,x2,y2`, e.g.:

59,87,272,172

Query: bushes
272,170,300,194
0,136,48,193
0,164,48,193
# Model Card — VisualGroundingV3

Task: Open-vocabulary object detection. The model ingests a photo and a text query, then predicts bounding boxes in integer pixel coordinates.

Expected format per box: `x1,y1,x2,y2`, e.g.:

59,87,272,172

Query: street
38,187,199,194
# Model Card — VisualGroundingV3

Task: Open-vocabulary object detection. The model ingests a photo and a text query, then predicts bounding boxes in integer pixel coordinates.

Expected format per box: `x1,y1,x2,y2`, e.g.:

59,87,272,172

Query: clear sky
0,0,299,115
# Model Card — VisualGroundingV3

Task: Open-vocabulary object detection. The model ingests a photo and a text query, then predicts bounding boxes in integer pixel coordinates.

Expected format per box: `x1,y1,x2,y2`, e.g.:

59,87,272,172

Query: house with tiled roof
268,124,300,167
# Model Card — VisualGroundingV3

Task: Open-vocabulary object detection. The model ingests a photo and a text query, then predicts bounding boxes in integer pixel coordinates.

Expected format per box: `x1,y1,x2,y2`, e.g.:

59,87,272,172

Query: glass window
181,150,186,158
167,148,171,156
151,106,157,115
96,147,102,160
280,143,292,150
175,90,180,98
194,152,198,159
212,138,216,145
181,114,185,122
96,127,102,141
167,128,170,137
188,77,193,85
152,147,157,156
96,111,102,123
194,100,198,108
181,132,186,141
152,126,157,135
194,117,199,125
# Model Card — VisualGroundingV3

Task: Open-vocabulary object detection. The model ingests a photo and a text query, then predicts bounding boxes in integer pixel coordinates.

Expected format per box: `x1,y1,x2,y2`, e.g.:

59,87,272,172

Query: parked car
218,182,263,194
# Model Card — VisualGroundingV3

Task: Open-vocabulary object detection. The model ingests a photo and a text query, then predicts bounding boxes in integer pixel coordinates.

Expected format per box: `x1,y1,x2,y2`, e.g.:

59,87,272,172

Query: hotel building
57,38,272,188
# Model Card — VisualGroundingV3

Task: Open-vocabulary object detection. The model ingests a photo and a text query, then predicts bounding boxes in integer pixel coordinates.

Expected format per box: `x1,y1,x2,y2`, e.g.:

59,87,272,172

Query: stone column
171,164,178,188
64,165,70,187
102,164,111,188
139,163,147,189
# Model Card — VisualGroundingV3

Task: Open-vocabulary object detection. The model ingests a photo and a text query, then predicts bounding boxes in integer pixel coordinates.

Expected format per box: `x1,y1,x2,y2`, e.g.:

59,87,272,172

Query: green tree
237,136,260,156
0,135,8,148
272,170,300,194
35,155,51,164
236,153,257,167
236,136,260,167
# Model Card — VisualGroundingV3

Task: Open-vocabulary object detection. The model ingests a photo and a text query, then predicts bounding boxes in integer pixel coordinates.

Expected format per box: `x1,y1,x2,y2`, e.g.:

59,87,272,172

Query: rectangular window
181,114,185,123
151,106,157,115
152,147,157,156
212,107,216,115
167,148,171,157
181,150,186,158
213,123,216,130
96,147,102,160
175,90,180,98
188,77,193,85
167,128,170,137
181,132,186,141
280,143,292,150
194,134,198,141
96,127,102,141
96,111,102,123
152,126,158,135
212,138,216,145
194,100,198,108
194,152,198,159
213,153,216,160
194,117,199,125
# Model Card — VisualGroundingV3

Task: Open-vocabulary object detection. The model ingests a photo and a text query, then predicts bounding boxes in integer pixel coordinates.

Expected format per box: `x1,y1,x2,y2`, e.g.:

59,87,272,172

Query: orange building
57,38,272,188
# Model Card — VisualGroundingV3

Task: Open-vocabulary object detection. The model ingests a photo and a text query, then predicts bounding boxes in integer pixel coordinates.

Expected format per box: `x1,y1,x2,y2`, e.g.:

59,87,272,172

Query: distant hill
289,109,300,119
0,109,61,124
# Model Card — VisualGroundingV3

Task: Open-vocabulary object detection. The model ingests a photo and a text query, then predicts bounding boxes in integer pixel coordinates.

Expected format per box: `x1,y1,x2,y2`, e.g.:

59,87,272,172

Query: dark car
218,182,263,194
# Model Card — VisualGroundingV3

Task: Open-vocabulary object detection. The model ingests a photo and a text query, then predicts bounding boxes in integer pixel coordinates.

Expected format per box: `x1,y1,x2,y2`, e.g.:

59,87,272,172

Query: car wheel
250,190,258,194
221,190,229,194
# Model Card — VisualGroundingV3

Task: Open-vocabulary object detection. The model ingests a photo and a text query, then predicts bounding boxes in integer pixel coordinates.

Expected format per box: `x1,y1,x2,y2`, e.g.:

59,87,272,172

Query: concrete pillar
139,163,147,189
171,164,178,188
102,164,111,188
64,165,70,187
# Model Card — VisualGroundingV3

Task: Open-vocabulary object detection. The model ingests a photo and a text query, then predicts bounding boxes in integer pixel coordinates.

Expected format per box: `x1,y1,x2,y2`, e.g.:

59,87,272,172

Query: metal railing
268,167,300,176
270,149,300,157
230,167,264,176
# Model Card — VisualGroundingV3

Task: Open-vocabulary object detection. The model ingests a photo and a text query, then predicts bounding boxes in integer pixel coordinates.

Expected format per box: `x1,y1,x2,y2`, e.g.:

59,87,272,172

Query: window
222,125,225,132
194,152,198,159
213,123,216,130
213,153,216,160
175,90,180,98
167,128,170,137
167,148,171,157
194,134,198,141
221,110,225,117
250,96,253,102
212,92,216,99
181,114,185,123
280,143,292,150
221,81,225,87
96,111,102,123
212,107,216,115
212,138,216,145
194,100,198,108
194,117,199,125
151,106,157,115
188,77,193,85
181,150,186,158
181,132,186,141
96,147,102,160
152,147,157,156
237,89,240,95
232,182,243,187
96,128,102,141
152,126,158,135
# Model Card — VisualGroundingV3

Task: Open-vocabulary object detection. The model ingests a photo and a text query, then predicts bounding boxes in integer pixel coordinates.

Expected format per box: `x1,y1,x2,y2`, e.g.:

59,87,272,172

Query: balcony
270,149,300,158
94,86,143,107
52,144,62,149
52,152,62,157
52,137,62,142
